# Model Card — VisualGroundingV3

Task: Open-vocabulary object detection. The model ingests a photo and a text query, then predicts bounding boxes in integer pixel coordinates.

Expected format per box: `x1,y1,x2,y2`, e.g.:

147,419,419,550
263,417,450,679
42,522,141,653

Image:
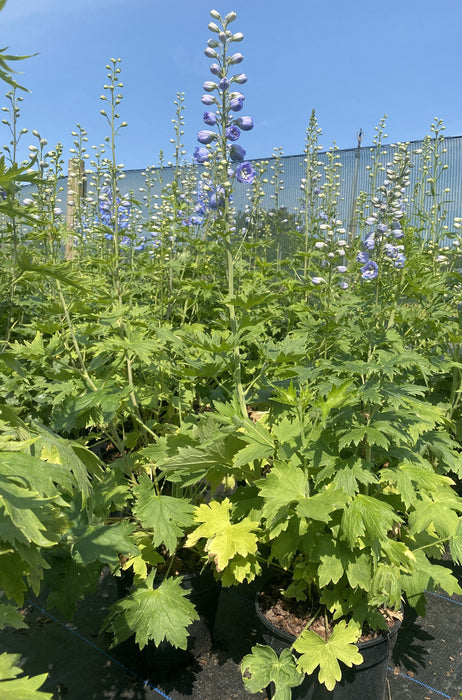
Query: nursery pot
255,595,402,700
114,569,221,674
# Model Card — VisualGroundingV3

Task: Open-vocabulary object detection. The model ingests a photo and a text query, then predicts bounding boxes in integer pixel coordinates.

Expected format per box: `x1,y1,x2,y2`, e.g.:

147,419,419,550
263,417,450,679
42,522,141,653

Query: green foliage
241,645,303,700
104,573,199,650
0,653,52,699
1,5,462,695
293,621,363,691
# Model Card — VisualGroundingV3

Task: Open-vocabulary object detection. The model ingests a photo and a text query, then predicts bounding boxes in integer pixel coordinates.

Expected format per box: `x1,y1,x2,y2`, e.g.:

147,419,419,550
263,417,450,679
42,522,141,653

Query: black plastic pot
114,569,221,674
255,597,402,700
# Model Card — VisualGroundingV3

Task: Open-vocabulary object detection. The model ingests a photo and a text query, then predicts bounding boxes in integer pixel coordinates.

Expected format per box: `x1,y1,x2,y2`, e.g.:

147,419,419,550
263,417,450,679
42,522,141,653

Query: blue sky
2,0,462,170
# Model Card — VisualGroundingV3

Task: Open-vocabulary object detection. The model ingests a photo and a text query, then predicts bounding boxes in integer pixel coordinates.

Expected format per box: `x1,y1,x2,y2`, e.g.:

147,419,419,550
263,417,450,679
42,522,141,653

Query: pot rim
254,592,403,651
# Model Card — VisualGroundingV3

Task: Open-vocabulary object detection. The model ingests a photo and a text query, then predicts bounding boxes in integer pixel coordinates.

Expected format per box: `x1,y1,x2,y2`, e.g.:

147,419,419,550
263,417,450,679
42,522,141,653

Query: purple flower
311,276,326,284
378,223,389,233
201,94,216,106
209,187,225,209
336,265,347,273
361,260,378,280
235,116,253,131
235,161,256,184
203,81,217,92
394,253,406,268
384,243,397,258
392,228,404,239
225,125,240,141
357,251,370,264
219,77,230,90
229,96,244,112
364,236,375,251
229,52,244,64
210,63,221,76
204,47,218,58
194,146,209,163
197,130,216,144
229,144,246,162
233,73,247,84
203,111,218,126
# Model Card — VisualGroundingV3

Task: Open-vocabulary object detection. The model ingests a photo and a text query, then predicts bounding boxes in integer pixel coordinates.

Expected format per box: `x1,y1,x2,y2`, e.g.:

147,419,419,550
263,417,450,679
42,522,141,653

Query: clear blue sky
2,0,462,170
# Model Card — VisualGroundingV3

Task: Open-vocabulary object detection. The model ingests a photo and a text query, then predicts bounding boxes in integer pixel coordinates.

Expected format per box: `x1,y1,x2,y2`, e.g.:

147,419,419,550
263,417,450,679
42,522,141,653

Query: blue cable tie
26,599,174,700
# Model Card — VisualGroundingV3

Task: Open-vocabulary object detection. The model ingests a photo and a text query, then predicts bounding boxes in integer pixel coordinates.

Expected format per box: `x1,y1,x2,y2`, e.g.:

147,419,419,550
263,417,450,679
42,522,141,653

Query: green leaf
257,462,308,524
220,554,261,586
346,553,372,592
341,494,400,547
296,487,350,524
71,522,139,566
104,573,199,649
241,645,303,700
338,425,389,451
294,620,363,691
43,554,101,618
0,600,27,630
450,518,462,564
408,496,461,539
132,474,195,552
0,552,27,604
0,477,59,548
0,653,52,699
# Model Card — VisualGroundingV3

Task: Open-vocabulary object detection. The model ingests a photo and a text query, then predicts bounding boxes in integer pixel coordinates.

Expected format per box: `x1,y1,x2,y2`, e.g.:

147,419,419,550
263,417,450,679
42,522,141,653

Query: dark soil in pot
255,578,403,700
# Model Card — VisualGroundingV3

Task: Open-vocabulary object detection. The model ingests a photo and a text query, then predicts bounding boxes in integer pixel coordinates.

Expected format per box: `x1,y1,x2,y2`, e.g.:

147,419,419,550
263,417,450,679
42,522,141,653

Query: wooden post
65,158,85,260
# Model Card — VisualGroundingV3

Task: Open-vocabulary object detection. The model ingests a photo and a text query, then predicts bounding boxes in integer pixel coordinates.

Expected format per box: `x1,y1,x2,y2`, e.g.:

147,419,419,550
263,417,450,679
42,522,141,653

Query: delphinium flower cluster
98,185,130,237
357,143,410,280
194,9,256,215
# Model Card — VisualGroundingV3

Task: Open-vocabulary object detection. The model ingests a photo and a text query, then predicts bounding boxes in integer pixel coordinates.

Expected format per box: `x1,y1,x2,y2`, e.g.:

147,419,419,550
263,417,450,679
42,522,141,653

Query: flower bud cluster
194,10,256,187
357,144,410,280
312,214,349,288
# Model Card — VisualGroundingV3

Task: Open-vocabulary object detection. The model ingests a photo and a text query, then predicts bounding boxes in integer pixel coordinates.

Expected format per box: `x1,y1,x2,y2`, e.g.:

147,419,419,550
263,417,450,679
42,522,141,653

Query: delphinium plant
176,134,462,696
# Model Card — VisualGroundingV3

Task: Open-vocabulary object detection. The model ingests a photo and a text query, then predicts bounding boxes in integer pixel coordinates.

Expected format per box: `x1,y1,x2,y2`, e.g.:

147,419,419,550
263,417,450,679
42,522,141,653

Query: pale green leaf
186,499,258,571
0,653,52,699
294,620,363,691
241,645,303,700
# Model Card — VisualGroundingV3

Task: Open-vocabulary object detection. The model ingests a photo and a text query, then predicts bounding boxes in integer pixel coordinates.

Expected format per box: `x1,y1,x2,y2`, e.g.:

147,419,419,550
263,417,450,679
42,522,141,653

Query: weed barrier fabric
0,571,461,699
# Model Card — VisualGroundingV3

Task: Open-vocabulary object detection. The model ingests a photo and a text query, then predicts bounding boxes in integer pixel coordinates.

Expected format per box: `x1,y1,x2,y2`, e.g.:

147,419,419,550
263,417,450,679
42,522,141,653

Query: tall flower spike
194,9,255,186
